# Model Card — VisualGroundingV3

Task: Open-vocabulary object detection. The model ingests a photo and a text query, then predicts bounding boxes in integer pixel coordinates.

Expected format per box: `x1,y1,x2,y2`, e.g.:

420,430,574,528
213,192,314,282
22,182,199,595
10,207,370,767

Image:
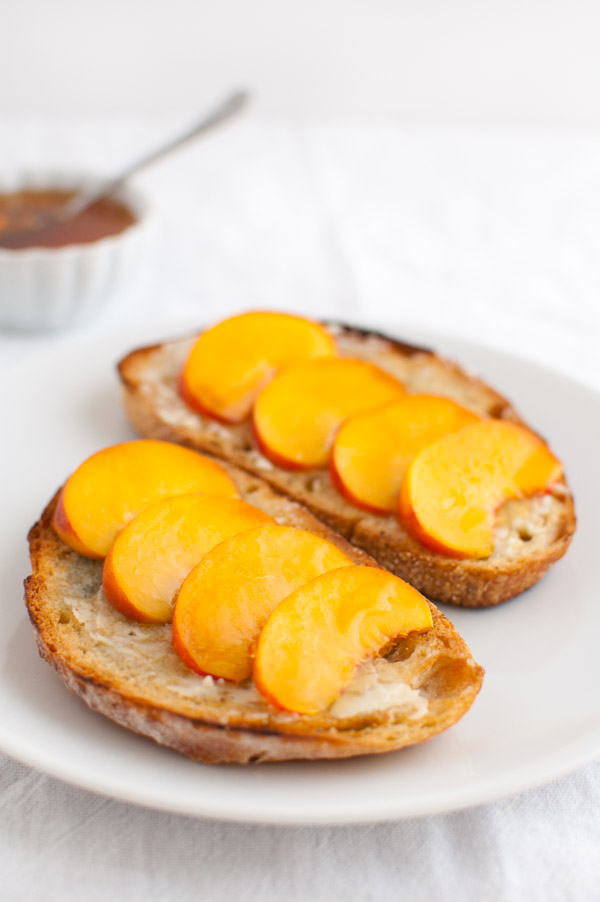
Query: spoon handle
65,89,249,218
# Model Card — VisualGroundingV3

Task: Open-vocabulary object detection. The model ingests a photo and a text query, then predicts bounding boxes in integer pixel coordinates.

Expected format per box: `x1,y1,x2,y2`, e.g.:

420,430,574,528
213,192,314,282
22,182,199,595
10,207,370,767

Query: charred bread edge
116,321,576,608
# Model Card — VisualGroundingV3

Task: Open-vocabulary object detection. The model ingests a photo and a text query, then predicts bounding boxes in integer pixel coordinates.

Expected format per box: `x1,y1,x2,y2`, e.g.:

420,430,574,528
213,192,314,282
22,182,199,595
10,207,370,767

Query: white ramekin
0,171,154,332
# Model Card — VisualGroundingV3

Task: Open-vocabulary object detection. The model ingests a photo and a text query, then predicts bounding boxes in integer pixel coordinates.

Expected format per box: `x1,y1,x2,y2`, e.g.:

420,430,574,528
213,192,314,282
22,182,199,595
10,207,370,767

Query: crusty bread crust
117,323,576,607
25,467,484,765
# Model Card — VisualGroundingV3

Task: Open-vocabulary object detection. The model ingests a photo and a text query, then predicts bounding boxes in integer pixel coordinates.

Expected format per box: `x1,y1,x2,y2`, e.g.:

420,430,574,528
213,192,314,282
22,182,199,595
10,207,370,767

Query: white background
3,0,600,130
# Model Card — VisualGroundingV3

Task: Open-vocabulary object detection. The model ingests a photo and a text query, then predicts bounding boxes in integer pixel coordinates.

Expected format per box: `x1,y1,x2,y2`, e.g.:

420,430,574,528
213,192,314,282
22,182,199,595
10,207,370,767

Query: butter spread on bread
25,464,483,764
117,321,575,607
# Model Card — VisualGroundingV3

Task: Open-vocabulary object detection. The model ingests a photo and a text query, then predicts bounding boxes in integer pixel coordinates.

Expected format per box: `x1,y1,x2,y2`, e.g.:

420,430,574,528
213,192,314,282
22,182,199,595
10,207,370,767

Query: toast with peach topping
118,322,575,608
25,463,483,764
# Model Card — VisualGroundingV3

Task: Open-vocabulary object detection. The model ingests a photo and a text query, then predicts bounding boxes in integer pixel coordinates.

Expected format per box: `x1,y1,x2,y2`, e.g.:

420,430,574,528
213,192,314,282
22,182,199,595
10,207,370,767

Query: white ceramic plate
1,321,598,824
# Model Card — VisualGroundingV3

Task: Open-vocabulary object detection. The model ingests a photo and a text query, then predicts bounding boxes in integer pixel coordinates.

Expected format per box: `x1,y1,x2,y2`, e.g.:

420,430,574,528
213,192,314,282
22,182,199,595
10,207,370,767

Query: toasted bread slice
118,323,576,608
25,464,483,765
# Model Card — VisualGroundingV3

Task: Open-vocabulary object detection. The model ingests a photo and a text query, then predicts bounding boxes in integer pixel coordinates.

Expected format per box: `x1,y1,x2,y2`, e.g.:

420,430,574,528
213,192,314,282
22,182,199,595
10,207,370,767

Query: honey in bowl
0,189,137,250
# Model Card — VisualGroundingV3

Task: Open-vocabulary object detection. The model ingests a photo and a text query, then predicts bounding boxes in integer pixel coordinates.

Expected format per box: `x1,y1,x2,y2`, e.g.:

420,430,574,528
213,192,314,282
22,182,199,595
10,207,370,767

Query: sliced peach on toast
172,523,352,682
52,440,239,559
331,394,479,513
102,494,274,623
398,420,563,559
252,358,405,470
179,311,336,423
254,565,433,715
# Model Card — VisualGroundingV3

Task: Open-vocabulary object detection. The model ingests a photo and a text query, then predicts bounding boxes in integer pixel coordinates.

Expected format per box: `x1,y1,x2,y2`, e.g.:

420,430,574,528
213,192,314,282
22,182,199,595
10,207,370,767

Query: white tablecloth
1,121,599,901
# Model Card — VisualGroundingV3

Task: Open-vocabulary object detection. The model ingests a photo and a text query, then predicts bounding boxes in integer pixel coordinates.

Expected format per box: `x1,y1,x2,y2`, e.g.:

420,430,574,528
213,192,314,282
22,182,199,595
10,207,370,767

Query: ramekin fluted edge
0,171,154,331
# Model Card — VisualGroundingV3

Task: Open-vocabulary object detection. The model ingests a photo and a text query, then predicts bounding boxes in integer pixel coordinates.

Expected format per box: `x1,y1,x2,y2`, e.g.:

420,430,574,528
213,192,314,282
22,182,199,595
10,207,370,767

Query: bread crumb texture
117,325,575,607
25,488,484,763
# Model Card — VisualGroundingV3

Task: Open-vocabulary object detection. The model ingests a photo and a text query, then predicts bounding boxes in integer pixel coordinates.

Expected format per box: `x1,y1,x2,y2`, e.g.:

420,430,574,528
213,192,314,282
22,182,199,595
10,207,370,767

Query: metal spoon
4,89,249,242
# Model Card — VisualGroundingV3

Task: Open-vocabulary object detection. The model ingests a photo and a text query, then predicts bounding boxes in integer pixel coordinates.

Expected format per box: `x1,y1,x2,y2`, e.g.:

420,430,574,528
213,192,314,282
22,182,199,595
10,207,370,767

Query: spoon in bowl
2,89,249,245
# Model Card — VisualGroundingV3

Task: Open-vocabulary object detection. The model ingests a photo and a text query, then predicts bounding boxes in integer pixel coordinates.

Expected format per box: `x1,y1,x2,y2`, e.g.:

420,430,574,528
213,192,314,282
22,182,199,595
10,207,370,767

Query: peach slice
179,311,336,423
52,440,239,559
398,420,563,559
254,566,433,715
252,358,406,470
102,494,274,623
331,394,479,513
172,524,352,682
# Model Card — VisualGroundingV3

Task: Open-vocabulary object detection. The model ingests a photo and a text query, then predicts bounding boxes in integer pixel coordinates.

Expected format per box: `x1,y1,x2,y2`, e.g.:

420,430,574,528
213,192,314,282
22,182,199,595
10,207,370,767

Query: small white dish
0,171,153,332
0,320,597,825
